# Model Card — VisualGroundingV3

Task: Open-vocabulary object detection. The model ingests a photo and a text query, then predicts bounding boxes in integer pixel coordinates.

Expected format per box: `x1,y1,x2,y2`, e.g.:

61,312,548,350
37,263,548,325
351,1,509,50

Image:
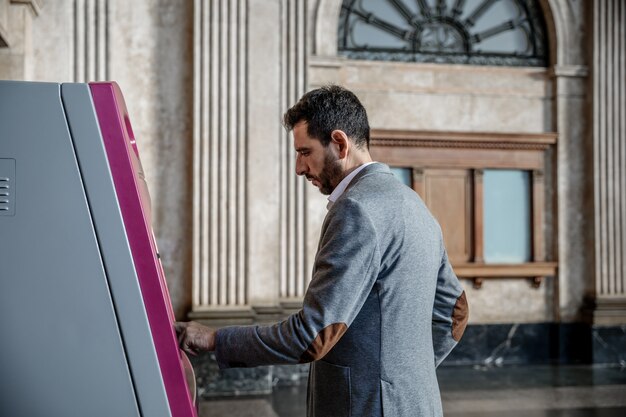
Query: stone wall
1,0,622,327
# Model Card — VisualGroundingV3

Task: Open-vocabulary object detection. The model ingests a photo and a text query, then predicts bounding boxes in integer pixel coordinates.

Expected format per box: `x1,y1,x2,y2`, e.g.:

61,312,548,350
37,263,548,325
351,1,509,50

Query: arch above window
338,0,548,66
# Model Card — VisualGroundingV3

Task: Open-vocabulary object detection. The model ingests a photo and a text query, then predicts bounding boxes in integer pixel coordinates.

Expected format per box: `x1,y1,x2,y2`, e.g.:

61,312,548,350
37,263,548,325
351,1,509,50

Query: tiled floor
198,365,626,417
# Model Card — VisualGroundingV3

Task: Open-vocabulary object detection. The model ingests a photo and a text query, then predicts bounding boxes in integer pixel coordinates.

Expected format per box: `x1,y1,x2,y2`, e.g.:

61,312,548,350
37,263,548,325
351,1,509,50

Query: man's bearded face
293,121,345,195
305,147,343,195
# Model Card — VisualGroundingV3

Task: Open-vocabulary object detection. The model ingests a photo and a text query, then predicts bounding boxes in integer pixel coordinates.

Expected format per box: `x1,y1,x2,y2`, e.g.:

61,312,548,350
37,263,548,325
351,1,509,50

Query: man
176,85,468,416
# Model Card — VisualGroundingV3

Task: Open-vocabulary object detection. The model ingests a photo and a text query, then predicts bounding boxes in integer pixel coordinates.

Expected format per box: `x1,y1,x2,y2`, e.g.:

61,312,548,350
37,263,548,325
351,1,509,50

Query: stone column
553,63,591,322
590,0,626,325
191,0,310,320
278,0,309,307
192,0,249,313
72,0,108,82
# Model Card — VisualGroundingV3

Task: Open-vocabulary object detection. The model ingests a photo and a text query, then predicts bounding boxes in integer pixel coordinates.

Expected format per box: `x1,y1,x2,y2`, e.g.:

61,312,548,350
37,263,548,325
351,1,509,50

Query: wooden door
415,168,473,264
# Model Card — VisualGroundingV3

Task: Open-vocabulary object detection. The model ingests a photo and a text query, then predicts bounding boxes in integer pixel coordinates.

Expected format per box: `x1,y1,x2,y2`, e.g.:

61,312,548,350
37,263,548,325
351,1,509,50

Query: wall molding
372,130,558,151
10,0,42,16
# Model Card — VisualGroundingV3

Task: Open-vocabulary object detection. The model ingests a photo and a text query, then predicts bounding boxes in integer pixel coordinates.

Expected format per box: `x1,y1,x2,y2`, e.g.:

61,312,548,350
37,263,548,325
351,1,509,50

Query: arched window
338,0,548,66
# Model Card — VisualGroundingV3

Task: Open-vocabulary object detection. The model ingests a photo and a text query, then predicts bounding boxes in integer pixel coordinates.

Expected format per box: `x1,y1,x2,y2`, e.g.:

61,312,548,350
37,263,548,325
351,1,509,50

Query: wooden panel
371,129,558,146
372,129,557,290
453,262,558,290
453,262,558,277
423,169,472,263
532,170,546,261
473,170,484,263
371,146,544,170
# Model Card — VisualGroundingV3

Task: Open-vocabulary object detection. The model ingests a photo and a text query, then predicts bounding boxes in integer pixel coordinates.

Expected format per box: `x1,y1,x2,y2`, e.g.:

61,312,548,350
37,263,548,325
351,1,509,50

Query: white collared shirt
327,162,377,210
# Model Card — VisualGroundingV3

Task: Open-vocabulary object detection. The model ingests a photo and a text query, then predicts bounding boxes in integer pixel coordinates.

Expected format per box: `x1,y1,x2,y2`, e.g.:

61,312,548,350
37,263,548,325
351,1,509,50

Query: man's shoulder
347,164,395,192
345,167,410,203
330,173,410,223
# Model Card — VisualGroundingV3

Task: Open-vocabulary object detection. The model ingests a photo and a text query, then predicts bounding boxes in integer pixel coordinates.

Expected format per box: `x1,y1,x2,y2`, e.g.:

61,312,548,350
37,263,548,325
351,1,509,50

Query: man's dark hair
283,85,370,149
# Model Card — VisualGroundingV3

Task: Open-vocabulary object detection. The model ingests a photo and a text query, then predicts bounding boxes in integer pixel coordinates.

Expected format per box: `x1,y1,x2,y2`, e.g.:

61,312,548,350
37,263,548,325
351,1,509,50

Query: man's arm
431,250,468,367
177,198,381,368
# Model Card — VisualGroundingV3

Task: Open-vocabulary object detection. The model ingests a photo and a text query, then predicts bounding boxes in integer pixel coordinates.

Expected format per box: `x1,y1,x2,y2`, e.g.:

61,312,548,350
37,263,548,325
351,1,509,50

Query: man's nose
295,155,306,176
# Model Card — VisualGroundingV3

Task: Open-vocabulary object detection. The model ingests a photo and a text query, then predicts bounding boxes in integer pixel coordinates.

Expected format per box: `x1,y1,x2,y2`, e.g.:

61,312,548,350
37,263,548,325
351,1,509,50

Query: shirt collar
327,162,376,210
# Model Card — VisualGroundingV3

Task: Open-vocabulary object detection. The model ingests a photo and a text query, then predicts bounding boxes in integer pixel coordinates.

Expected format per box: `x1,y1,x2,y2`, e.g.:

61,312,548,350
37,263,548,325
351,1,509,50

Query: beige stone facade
2,0,624,326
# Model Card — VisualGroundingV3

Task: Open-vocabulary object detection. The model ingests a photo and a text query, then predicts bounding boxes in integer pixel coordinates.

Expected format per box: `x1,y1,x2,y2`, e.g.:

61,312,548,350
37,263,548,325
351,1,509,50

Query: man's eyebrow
295,147,310,152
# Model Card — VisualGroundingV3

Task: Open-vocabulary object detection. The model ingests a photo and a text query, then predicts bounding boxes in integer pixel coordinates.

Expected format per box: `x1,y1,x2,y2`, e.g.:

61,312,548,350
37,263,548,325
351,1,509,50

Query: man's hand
174,321,216,356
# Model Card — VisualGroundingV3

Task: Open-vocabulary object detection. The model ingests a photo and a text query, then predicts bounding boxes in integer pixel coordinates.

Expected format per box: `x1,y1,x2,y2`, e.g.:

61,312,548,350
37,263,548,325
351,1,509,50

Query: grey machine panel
61,83,172,417
0,81,140,417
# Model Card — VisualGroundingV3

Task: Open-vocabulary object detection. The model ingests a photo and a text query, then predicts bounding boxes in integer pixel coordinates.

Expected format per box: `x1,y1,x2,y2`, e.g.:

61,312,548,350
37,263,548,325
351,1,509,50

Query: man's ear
330,130,349,159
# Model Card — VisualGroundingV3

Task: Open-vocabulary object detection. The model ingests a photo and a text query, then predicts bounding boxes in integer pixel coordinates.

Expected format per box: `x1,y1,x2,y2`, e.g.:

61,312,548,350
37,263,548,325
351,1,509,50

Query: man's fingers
182,344,198,357
174,321,214,353
174,322,188,345
175,321,200,355
175,322,189,349
174,321,187,334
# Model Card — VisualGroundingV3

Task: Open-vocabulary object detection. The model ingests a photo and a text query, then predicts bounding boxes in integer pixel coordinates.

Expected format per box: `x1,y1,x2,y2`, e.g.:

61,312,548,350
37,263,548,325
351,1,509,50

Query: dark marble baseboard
443,323,625,367
190,353,309,399
190,323,626,397
444,323,578,366
592,325,626,366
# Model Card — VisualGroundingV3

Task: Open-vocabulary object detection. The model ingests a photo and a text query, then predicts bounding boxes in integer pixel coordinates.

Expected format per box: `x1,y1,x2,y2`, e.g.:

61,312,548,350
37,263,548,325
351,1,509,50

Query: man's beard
308,150,344,195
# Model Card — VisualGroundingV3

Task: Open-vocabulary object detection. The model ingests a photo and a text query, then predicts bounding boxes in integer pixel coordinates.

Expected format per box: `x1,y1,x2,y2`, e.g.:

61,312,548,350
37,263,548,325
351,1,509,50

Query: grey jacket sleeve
432,250,468,367
214,198,381,369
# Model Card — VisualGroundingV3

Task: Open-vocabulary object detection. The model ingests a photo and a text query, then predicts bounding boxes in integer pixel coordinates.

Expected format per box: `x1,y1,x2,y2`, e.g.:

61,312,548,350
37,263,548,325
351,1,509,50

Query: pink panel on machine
89,82,197,417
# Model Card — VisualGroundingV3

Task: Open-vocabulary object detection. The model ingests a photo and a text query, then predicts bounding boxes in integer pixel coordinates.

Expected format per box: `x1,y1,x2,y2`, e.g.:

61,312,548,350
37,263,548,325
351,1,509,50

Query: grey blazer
215,163,468,417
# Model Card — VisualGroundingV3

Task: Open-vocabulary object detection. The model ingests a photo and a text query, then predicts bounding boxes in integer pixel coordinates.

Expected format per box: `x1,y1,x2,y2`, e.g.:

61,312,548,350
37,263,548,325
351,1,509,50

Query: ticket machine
0,81,197,417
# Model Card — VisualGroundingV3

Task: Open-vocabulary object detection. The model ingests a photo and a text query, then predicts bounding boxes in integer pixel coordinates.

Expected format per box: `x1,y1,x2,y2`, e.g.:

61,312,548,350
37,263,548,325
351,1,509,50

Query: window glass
390,167,412,187
483,169,531,263
338,0,548,66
